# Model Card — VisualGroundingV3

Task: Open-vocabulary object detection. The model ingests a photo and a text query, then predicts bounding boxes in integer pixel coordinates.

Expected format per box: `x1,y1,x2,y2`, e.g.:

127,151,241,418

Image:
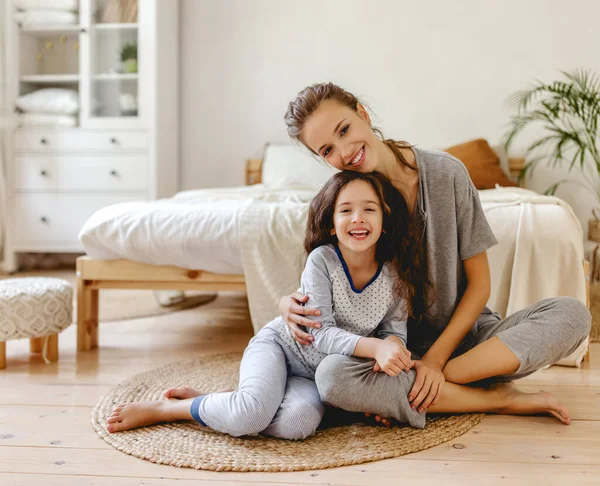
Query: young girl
280,82,591,424
107,170,430,438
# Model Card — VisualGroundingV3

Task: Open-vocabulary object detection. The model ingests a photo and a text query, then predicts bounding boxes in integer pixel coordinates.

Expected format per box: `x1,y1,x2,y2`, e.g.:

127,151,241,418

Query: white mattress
80,185,582,283
79,185,317,274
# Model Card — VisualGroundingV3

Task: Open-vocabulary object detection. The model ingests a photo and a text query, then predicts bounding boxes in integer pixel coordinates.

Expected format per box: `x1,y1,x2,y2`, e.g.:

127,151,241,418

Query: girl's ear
356,103,371,125
330,228,336,235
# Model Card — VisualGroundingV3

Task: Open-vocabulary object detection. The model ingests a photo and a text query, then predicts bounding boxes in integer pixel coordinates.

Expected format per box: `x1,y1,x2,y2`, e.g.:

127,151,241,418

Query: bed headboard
246,157,527,187
246,158,263,185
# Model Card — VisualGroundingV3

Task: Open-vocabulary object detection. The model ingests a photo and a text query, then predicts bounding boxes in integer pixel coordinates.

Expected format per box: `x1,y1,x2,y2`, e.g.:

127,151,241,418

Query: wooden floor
1,273,600,485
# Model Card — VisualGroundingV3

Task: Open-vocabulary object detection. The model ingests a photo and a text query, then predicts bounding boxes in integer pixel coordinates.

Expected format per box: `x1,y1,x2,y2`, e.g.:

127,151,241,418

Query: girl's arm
422,251,491,368
302,249,411,374
301,250,365,356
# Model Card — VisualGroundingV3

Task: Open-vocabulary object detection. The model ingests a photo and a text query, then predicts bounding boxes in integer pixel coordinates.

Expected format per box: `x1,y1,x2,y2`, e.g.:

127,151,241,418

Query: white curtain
0,0,8,271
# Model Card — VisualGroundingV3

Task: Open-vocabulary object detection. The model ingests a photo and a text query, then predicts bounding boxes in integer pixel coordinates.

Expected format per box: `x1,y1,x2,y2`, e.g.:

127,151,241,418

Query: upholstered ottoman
0,278,73,369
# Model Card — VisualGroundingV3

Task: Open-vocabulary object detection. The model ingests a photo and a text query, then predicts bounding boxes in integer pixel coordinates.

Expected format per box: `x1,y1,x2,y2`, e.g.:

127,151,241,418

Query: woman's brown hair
304,171,431,324
284,82,415,171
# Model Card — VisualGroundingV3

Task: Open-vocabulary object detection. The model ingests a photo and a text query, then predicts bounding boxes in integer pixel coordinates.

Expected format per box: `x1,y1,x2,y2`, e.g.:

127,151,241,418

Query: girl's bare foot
164,386,202,400
493,382,571,425
163,386,233,400
364,412,392,427
107,401,174,432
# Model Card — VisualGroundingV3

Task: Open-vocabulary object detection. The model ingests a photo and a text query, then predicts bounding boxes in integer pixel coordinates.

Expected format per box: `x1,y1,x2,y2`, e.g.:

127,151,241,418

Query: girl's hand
409,360,445,413
375,340,414,376
279,292,321,346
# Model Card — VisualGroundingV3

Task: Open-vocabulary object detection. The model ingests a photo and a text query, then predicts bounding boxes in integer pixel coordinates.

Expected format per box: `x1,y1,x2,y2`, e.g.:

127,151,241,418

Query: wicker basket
589,218,600,243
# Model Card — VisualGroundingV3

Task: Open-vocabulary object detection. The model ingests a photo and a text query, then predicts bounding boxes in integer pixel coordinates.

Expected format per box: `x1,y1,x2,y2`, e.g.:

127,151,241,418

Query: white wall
180,0,600,229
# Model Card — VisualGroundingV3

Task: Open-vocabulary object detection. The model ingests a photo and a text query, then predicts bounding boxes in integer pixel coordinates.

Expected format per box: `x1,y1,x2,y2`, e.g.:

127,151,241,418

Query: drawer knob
40,170,48,177
110,137,118,144
109,170,119,177
40,138,48,145
40,216,48,224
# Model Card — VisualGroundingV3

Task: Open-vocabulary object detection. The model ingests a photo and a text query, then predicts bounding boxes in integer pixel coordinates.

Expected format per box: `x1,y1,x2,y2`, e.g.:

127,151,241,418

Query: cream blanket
239,186,588,367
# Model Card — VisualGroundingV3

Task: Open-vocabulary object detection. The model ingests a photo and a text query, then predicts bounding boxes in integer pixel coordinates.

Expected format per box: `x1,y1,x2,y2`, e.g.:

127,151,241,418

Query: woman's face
302,100,382,173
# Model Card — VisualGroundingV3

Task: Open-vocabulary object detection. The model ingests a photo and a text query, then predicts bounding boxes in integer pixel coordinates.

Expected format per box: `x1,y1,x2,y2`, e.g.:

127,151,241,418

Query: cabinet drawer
14,129,148,152
13,193,145,248
14,155,148,191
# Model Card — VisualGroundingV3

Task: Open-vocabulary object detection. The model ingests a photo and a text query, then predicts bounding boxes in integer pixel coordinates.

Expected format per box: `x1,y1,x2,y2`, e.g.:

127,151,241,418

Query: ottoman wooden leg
30,337,43,353
77,278,99,352
0,342,5,370
46,334,59,363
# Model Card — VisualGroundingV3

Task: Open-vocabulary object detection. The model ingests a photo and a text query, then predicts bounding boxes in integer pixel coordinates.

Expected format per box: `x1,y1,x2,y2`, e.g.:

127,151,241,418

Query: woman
280,82,591,422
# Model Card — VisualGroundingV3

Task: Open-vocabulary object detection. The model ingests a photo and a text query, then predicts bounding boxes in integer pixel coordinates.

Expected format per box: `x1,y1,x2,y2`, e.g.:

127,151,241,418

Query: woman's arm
423,251,491,368
407,251,490,413
279,293,321,346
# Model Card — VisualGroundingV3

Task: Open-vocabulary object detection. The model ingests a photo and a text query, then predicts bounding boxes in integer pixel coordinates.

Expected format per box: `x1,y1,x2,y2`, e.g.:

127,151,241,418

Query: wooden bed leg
0,342,6,370
584,260,591,363
77,259,100,352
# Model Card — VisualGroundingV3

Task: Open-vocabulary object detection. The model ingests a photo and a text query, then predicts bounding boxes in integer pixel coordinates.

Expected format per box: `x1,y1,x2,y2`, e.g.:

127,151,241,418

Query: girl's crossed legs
108,328,325,440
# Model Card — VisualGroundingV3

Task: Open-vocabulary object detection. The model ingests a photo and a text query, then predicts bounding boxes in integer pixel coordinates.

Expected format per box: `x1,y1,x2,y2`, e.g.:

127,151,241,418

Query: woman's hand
279,292,321,346
374,340,413,376
409,360,445,413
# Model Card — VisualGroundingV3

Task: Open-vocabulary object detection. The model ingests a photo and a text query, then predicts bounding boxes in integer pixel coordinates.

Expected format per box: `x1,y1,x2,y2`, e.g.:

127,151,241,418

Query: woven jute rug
92,352,484,472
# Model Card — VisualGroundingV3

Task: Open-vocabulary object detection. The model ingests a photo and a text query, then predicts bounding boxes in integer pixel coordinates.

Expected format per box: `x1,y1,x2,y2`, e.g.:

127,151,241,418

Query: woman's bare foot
163,386,233,400
492,382,571,425
107,401,174,432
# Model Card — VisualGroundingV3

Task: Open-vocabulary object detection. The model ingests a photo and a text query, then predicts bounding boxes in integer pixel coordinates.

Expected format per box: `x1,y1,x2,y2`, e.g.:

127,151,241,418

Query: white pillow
14,10,78,25
19,113,77,127
14,0,79,11
261,144,339,189
16,88,79,115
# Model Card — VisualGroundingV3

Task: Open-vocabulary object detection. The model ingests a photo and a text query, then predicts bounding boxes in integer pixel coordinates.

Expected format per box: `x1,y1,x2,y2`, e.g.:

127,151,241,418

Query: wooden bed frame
76,157,591,363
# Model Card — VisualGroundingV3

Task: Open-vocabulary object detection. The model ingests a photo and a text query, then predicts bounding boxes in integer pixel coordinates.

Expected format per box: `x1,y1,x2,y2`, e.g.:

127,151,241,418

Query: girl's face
333,180,383,254
302,100,382,173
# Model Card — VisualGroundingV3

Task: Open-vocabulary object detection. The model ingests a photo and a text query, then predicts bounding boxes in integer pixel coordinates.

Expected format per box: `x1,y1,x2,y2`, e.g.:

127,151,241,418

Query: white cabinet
2,0,179,272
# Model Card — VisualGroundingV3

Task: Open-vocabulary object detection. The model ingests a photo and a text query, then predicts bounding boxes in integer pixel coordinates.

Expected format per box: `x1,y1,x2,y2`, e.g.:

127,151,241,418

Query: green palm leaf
503,69,600,202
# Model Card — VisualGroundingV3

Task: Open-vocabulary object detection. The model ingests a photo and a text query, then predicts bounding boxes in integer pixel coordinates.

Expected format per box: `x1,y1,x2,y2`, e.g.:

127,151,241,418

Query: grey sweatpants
193,326,325,440
315,296,591,428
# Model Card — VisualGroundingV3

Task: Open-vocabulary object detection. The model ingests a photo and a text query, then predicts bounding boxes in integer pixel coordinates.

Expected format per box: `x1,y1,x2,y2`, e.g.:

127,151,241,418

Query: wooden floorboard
1,280,599,484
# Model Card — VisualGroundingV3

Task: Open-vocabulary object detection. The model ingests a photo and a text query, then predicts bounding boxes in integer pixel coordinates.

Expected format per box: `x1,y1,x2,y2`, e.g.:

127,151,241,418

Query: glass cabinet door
87,0,139,123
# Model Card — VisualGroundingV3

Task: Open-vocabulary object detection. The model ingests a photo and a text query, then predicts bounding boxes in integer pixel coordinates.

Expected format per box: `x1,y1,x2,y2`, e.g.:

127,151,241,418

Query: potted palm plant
503,69,600,241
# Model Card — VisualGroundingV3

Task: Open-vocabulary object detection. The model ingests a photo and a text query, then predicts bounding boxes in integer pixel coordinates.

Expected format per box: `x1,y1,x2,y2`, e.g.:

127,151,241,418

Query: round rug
92,352,484,472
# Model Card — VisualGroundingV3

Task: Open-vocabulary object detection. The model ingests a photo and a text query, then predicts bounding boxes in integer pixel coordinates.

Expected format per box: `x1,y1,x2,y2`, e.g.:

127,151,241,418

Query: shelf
93,73,138,81
19,25,82,37
20,74,79,83
93,23,138,31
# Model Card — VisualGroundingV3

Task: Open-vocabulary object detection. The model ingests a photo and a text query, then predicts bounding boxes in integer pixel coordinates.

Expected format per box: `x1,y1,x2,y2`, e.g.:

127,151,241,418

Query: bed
76,144,591,365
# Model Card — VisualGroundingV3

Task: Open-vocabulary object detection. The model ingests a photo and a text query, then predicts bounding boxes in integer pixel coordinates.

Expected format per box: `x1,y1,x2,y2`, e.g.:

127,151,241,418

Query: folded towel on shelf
14,0,78,11
14,10,78,26
16,89,79,115
18,113,77,127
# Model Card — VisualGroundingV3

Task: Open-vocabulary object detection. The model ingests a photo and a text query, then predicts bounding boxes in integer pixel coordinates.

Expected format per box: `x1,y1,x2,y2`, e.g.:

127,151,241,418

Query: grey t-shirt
269,244,408,373
409,146,499,353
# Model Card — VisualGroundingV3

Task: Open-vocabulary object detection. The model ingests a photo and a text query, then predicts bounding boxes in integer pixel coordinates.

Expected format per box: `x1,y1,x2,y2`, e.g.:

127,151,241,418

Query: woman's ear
356,103,371,126
330,229,336,235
